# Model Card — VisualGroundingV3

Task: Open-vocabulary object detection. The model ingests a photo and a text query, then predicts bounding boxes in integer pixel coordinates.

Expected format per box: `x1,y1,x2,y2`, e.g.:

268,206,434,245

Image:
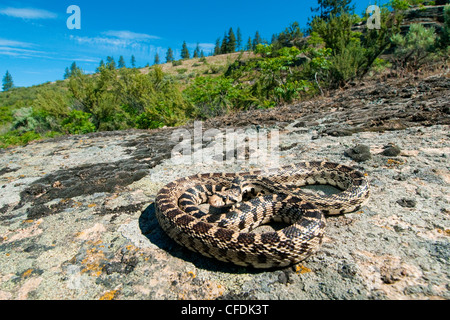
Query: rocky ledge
0,73,449,300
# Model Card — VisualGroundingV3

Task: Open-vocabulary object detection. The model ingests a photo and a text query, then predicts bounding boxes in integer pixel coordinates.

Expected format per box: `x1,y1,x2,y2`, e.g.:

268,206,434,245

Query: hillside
1,3,449,149
142,51,257,79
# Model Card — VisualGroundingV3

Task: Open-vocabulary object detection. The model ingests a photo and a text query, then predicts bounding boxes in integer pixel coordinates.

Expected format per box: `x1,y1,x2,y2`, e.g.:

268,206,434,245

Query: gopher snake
155,161,370,268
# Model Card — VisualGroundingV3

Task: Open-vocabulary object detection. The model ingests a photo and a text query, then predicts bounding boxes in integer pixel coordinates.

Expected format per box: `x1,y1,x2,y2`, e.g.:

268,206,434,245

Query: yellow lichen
385,158,406,168
22,269,33,278
295,264,312,274
80,246,105,276
437,229,450,236
99,290,118,300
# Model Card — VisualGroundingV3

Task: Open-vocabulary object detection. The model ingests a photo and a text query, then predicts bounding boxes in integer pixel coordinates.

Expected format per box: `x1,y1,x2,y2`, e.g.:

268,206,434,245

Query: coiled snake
155,161,370,268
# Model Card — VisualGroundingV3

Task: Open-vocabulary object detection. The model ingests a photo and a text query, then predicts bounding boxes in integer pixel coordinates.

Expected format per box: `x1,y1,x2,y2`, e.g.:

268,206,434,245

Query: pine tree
154,53,160,65
274,21,303,48
181,41,190,59
166,48,174,63
106,56,116,70
131,55,136,68
2,70,13,91
311,0,354,20
200,50,205,58
214,38,221,55
64,67,71,79
246,37,252,51
97,59,105,72
70,61,79,75
193,43,200,58
227,28,236,53
221,32,228,54
236,27,242,51
118,55,126,68
271,34,278,44
252,31,262,50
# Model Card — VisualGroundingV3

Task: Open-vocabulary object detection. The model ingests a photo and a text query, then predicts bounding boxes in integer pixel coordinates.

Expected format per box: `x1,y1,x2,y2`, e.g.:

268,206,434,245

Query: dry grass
139,51,258,80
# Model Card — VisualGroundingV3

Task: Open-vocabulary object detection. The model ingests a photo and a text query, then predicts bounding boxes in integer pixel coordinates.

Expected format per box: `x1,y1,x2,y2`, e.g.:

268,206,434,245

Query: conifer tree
181,41,190,59
97,59,105,72
70,61,79,75
236,27,242,51
271,34,278,44
64,67,71,79
154,53,160,65
193,43,200,58
131,55,136,68
227,28,236,53
166,48,174,63
252,31,262,50
246,37,252,51
214,38,221,55
221,32,228,54
274,21,303,48
118,55,126,68
2,70,13,91
311,0,354,20
106,56,116,70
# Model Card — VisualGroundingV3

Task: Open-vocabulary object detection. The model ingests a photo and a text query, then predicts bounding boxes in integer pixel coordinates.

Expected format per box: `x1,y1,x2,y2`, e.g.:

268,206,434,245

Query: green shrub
61,110,96,134
176,68,188,74
328,42,367,86
391,23,437,69
0,106,13,126
184,76,255,118
0,130,42,148
32,88,71,120
309,12,361,55
135,112,165,129
440,4,450,48
11,107,54,134
390,0,411,10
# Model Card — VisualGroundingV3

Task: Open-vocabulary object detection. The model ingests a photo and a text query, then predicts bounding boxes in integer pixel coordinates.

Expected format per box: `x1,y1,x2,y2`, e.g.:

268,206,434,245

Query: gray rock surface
0,74,449,300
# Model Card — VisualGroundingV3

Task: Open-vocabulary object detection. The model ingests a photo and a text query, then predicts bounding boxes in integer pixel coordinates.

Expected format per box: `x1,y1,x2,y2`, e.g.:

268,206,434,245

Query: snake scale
155,161,370,268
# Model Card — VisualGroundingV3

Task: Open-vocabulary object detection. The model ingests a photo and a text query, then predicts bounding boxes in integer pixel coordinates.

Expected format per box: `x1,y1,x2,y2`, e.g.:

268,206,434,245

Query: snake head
209,194,226,207
209,177,248,207
209,189,243,207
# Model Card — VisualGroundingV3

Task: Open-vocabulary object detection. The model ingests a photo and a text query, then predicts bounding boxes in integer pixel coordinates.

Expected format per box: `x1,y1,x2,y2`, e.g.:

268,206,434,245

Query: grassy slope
0,51,256,141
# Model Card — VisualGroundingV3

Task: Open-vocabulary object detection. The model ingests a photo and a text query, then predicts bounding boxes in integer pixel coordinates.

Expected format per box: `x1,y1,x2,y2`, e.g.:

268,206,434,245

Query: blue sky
0,0,388,89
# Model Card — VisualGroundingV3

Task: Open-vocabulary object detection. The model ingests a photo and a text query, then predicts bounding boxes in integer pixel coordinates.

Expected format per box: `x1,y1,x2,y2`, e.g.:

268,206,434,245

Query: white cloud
0,38,41,58
71,30,160,49
70,31,161,60
0,39,33,48
102,30,160,40
71,35,129,47
0,38,97,63
187,42,215,51
0,7,58,19
0,46,47,58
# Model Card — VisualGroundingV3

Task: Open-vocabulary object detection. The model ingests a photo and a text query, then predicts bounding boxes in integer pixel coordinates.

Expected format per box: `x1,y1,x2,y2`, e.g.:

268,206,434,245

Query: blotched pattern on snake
155,161,370,268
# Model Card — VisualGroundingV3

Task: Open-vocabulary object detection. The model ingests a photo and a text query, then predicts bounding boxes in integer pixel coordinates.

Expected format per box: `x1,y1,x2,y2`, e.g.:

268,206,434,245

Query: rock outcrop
0,71,449,300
